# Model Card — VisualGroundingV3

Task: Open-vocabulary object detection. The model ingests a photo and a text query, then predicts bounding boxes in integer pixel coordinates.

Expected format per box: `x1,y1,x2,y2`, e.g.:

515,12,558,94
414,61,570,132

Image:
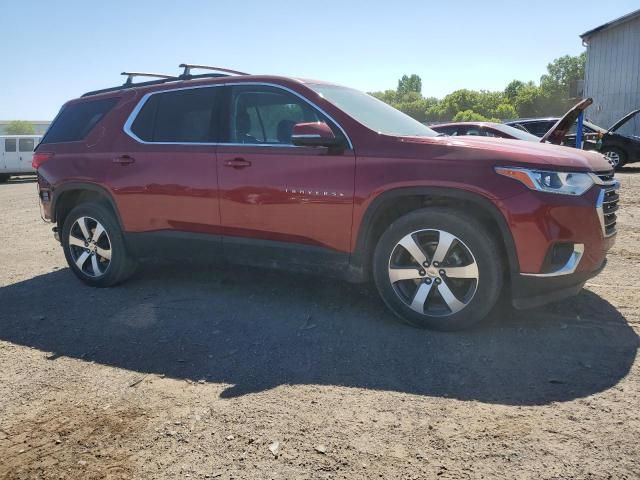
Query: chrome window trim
122,82,353,149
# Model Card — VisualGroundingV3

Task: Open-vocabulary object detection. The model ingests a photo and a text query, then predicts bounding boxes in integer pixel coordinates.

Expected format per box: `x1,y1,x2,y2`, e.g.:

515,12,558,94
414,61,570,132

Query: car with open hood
505,104,640,170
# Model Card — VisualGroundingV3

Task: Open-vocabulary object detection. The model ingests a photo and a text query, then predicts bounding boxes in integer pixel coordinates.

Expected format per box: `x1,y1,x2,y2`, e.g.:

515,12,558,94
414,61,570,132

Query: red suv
34,65,618,330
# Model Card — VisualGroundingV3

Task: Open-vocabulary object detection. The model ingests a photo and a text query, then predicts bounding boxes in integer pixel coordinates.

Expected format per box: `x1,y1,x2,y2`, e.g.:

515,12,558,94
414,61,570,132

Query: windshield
308,84,437,137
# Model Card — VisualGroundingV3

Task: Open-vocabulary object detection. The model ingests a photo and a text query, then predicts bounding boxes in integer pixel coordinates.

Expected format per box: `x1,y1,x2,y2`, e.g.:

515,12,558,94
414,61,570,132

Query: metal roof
580,9,640,39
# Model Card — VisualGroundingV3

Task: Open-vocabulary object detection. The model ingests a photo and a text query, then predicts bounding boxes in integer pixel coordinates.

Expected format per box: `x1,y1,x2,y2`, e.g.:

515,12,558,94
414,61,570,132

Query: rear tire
601,146,627,170
373,208,503,331
0,174,10,183
61,202,137,287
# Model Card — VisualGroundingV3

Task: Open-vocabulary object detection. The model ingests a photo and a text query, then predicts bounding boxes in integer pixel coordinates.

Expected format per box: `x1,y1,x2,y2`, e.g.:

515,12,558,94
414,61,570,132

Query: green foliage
452,110,498,122
5,120,35,135
369,52,586,124
397,74,422,96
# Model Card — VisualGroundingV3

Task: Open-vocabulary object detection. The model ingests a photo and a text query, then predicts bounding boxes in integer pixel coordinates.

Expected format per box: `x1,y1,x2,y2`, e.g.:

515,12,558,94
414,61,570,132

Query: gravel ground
1,172,639,479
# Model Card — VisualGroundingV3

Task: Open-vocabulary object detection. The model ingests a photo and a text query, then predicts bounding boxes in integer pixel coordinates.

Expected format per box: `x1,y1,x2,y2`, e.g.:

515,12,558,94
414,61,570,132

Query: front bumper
499,173,619,309
511,258,606,309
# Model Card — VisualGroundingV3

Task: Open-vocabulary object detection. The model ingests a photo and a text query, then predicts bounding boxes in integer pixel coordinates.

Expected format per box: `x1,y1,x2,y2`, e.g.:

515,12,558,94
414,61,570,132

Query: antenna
121,72,177,86
179,64,249,79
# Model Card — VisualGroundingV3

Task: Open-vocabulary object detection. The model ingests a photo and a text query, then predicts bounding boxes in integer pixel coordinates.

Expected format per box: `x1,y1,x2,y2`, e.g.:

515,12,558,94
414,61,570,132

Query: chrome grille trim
596,179,620,237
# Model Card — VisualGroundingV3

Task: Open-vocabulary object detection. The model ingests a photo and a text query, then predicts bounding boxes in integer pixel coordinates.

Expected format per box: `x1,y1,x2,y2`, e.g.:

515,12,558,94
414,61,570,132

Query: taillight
32,152,54,169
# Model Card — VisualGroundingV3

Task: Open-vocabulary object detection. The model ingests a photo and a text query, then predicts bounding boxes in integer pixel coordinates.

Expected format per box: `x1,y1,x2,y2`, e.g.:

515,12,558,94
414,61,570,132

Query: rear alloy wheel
68,216,112,278
373,208,503,330
62,202,137,287
602,147,626,170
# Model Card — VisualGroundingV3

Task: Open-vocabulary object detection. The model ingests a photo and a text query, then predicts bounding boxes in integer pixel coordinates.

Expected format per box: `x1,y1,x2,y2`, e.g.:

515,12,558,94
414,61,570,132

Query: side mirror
291,122,341,148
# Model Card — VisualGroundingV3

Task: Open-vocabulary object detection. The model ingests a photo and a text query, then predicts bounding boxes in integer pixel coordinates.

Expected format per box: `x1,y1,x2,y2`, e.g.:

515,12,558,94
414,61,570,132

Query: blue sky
2,0,638,120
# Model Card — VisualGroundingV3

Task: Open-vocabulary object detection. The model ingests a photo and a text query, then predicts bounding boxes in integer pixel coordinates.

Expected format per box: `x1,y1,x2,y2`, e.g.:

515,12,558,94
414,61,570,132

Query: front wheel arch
351,187,518,282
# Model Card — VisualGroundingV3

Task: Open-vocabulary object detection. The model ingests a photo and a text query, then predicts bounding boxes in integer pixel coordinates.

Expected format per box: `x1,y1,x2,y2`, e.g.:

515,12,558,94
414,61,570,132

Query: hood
608,108,640,134
397,134,612,172
540,98,593,144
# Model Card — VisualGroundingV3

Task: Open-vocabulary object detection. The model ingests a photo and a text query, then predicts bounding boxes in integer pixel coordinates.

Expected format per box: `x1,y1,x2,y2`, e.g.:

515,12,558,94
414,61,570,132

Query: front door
217,84,356,264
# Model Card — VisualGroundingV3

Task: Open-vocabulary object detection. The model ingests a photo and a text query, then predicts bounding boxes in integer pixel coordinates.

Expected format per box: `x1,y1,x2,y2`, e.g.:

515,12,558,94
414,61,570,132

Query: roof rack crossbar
179,64,249,79
121,71,177,86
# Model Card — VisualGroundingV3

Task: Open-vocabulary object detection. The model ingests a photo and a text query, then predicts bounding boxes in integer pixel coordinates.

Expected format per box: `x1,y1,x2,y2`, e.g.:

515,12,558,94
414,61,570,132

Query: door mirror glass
291,122,340,147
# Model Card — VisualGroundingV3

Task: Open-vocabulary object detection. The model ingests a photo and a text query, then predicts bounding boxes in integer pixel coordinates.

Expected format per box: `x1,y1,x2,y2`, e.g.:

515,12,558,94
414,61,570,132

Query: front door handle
224,158,252,169
113,155,136,165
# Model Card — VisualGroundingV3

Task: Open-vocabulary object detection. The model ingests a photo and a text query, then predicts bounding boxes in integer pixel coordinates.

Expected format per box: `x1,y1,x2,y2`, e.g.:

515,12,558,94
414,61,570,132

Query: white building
581,9,640,134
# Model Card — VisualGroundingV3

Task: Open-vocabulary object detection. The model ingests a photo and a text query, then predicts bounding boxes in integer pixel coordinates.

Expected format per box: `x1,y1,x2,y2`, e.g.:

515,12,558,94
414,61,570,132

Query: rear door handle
113,155,135,165
224,158,252,169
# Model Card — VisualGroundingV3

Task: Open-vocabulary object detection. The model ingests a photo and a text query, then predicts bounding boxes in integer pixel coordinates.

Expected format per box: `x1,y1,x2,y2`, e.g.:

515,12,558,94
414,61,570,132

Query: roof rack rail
121,71,177,86
179,64,249,79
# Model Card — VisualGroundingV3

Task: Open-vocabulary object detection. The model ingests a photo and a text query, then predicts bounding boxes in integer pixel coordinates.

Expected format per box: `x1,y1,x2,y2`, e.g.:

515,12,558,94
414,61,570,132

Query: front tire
373,208,503,331
0,174,10,183
601,146,627,170
61,202,137,287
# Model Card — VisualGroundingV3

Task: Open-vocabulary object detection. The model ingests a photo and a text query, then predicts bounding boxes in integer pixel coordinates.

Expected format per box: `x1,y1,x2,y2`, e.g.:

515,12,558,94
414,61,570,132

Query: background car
430,122,541,142
0,135,40,182
505,109,640,169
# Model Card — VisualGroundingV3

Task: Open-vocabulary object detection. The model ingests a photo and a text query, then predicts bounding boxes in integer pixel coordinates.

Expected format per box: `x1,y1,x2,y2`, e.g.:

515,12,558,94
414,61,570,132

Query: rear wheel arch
53,183,122,230
351,187,519,281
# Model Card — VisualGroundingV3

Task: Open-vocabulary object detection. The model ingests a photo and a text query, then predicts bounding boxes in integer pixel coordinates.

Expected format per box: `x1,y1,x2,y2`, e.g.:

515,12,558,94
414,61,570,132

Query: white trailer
0,135,41,181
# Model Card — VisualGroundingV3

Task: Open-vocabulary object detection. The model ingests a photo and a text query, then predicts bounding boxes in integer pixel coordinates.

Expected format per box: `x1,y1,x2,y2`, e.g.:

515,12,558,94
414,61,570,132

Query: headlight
495,167,594,196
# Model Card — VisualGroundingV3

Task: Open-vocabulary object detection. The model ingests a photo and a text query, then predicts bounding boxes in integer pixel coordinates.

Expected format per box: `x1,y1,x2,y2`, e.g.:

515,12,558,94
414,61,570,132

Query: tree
539,52,586,113
368,52,585,124
5,120,35,135
494,103,518,121
504,80,525,101
397,74,422,96
540,52,586,94
452,110,496,122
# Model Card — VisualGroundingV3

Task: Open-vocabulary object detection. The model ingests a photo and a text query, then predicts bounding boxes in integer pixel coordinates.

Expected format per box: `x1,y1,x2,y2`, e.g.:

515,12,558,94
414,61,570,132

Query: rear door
216,83,356,262
110,86,222,241
3,138,19,172
17,137,37,172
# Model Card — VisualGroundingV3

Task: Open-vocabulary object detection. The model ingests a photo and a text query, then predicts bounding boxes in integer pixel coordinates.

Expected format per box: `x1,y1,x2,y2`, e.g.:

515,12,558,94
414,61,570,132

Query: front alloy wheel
389,229,479,316
373,208,503,330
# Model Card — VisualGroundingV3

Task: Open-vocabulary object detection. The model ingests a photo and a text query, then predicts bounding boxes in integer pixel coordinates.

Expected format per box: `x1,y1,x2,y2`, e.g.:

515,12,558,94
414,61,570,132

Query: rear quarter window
42,97,118,144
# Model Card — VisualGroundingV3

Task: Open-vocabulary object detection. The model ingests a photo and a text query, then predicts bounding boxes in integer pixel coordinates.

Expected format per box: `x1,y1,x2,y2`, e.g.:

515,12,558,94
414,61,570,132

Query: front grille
595,170,619,237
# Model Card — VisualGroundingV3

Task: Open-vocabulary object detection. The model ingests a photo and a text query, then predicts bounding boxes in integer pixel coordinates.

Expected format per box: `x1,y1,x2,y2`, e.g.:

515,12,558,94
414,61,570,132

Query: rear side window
19,138,35,152
130,87,220,143
5,139,16,152
521,121,555,137
42,98,118,144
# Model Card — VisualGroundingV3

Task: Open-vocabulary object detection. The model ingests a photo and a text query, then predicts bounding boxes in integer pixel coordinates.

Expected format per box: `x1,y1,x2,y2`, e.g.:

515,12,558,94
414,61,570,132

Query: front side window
18,138,35,152
229,86,343,145
5,139,16,152
131,87,220,143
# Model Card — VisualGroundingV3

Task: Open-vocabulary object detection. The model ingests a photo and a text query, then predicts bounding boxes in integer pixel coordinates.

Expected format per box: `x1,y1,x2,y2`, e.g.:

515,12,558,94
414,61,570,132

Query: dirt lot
1,172,639,479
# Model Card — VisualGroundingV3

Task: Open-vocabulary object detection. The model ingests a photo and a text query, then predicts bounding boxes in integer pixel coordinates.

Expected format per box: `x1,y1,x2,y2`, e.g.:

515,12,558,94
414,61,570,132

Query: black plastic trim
512,259,606,309
123,231,350,277
51,182,123,228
